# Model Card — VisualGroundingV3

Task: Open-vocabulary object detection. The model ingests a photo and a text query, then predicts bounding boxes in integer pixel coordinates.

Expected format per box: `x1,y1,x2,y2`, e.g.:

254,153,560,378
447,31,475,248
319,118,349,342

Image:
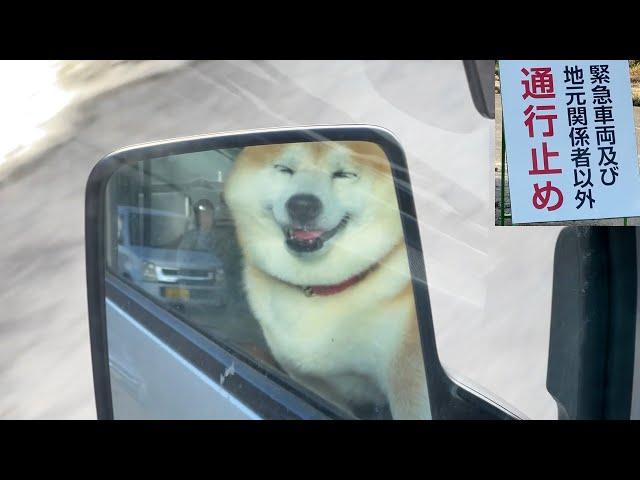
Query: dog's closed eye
332,170,358,179
274,164,295,175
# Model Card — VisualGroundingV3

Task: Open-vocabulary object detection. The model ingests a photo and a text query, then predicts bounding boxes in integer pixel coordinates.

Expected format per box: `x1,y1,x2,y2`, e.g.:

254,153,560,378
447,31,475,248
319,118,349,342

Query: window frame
86,124,520,420
105,273,351,419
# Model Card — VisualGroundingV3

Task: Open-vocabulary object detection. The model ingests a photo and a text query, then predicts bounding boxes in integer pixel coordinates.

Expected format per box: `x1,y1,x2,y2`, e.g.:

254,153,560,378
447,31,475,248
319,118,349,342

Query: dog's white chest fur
243,251,415,411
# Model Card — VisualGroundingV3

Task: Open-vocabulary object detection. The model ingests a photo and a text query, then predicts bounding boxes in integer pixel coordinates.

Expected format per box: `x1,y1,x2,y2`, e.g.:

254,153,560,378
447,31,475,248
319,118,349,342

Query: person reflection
179,199,217,252
174,199,219,317
176,198,254,343
178,198,241,279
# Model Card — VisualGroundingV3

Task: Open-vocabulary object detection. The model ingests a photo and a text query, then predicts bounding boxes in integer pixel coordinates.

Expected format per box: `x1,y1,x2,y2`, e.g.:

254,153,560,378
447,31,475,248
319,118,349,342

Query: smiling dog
224,140,429,419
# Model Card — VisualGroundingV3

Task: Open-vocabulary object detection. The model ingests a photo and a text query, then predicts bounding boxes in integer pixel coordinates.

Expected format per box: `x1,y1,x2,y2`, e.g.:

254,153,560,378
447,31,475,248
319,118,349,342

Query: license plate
163,287,190,300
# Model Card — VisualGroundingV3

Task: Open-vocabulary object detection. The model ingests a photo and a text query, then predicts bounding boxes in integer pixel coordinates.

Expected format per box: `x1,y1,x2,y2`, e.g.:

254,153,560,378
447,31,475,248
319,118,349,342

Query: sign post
499,60,639,224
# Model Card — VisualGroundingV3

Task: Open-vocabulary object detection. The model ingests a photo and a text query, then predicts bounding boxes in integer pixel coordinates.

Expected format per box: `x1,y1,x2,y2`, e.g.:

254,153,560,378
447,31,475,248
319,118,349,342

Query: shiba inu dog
224,140,429,419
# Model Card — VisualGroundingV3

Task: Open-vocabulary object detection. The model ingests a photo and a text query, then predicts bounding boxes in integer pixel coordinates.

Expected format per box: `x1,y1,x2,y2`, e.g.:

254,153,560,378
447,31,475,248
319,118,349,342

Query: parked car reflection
116,206,227,312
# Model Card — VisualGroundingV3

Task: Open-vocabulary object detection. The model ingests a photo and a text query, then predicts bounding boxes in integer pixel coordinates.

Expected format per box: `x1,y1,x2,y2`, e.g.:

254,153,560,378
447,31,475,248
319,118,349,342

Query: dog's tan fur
224,141,429,419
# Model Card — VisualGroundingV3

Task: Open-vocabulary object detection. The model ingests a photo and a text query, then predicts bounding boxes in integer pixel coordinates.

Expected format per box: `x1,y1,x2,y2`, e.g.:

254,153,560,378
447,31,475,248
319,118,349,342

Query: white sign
499,60,640,224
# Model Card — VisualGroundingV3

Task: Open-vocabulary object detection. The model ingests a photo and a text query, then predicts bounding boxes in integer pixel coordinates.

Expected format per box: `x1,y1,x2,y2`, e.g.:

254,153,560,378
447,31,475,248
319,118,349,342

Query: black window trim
86,124,519,420
463,60,496,120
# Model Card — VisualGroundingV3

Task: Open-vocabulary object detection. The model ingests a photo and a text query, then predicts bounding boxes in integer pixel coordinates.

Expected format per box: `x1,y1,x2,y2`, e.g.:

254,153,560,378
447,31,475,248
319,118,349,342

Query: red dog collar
302,267,375,297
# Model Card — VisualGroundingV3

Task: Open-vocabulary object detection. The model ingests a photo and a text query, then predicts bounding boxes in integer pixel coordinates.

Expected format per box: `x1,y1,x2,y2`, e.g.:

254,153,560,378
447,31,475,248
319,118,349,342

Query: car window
106,151,273,362
104,141,430,420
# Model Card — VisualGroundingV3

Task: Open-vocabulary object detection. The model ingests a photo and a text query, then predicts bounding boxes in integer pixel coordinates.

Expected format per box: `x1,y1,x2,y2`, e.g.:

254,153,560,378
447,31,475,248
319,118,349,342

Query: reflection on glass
106,141,429,419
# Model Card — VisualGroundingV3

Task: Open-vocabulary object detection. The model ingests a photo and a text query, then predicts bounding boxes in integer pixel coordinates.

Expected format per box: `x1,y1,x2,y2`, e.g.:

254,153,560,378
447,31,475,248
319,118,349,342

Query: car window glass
104,141,430,420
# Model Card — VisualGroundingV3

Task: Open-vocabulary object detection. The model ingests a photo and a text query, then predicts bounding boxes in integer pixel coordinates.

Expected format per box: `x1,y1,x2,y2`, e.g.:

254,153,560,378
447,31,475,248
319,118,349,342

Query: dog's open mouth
284,216,349,253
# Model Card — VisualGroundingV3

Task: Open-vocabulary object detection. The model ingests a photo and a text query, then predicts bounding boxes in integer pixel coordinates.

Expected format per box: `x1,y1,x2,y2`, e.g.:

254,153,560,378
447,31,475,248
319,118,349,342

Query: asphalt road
0,60,559,419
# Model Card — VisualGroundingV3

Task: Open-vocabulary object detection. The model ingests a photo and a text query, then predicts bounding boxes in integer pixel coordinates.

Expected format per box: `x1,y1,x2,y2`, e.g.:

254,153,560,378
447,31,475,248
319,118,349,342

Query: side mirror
463,60,496,119
86,125,516,419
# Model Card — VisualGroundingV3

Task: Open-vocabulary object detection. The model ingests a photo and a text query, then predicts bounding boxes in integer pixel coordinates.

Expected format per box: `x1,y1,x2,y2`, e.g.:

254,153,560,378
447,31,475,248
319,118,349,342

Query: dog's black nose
286,194,322,224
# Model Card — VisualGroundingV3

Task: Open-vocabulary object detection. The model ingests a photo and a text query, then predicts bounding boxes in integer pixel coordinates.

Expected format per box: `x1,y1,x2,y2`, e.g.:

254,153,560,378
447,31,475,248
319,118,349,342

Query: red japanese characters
521,67,563,211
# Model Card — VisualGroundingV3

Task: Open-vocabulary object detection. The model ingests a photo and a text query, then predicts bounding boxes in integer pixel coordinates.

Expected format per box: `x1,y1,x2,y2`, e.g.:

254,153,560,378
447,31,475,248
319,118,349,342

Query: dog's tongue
291,229,324,241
